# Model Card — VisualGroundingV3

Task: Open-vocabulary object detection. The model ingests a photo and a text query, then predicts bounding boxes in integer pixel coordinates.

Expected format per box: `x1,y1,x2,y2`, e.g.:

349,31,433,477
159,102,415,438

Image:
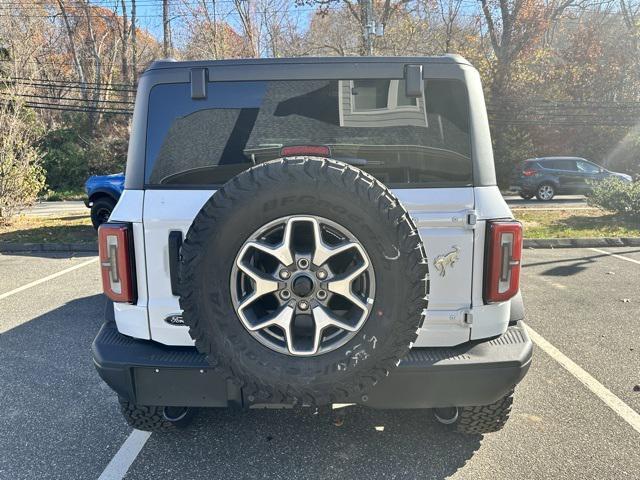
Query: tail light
522,168,538,176
98,223,136,303
484,220,522,303
281,145,331,157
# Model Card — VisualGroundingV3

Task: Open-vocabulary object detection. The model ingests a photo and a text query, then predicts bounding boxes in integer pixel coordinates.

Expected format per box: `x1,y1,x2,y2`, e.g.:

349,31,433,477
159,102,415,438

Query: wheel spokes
241,218,294,267
232,215,375,356
310,305,358,355
248,304,295,332
236,261,279,313
326,261,371,312
310,218,359,267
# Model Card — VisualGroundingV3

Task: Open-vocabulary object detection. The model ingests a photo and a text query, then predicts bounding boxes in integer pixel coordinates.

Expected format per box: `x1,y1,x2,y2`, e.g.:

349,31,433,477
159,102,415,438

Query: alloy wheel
230,215,375,356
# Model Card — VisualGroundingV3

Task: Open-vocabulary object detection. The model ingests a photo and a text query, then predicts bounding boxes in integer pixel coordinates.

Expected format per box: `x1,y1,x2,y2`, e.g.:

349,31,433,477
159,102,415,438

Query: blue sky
97,0,316,45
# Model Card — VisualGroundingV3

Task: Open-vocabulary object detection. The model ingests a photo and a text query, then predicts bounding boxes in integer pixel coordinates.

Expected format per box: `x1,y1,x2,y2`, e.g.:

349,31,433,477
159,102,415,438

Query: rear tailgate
143,187,477,346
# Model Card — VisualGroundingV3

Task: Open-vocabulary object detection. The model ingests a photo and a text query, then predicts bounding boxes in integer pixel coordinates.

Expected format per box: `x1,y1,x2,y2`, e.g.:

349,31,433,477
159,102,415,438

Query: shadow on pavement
523,249,640,277
0,250,97,260
0,293,130,480
129,405,482,479
542,262,592,277
0,292,482,479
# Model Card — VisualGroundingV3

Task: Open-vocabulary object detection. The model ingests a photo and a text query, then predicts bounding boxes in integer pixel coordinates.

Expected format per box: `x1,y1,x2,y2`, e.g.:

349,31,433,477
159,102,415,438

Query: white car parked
93,56,532,434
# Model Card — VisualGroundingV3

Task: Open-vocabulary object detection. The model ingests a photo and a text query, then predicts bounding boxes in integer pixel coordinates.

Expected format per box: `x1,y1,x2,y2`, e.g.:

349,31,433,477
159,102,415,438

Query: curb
2,238,639,253
523,237,640,249
0,242,98,253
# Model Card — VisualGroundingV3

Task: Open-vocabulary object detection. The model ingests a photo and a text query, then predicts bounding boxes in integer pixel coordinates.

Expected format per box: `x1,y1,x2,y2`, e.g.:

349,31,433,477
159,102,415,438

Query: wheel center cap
292,275,314,297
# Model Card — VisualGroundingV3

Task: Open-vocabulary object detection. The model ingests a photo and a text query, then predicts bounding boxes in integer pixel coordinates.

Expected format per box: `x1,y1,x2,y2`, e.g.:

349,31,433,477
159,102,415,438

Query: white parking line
590,248,640,265
525,322,640,434
97,430,152,480
0,257,98,301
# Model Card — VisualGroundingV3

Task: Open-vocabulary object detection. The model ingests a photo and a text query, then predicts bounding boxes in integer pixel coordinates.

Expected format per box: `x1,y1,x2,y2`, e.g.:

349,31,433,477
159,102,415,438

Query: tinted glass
352,79,390,111
576,161,600,173
548,159,577,171
145,79,471,187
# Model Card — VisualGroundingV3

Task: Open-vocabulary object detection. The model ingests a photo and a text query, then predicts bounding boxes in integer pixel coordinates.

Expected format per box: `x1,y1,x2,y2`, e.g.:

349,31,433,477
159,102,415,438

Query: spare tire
179,157,429,405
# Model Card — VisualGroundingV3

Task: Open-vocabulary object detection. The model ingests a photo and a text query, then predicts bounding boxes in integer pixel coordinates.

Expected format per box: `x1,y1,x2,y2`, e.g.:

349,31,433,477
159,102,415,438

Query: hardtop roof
145,55,471,72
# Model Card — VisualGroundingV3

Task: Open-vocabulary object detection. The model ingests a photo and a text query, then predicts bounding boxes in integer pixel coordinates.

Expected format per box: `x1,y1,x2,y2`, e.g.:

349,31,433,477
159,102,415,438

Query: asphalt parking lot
1,247,638,479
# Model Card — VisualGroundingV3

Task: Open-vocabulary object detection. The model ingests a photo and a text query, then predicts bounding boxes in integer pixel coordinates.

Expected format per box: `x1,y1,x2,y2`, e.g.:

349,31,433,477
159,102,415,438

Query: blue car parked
84,173,125,229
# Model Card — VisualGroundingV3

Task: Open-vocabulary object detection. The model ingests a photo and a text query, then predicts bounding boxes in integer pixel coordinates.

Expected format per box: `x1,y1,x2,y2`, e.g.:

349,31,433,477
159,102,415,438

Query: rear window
145,79,472,187
546,159,577,171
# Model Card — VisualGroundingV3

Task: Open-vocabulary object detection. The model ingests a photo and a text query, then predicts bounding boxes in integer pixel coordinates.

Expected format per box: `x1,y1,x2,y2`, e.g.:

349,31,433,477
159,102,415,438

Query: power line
0,91,135,104
0,100,132,115
2,77,136,91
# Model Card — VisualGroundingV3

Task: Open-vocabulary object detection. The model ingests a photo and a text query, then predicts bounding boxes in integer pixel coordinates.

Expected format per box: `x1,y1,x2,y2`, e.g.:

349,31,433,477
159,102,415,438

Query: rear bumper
92,320,532,409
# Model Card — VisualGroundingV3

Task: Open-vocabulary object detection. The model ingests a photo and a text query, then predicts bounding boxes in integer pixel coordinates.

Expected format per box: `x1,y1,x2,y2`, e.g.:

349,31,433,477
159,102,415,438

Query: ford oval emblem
164,314,185,326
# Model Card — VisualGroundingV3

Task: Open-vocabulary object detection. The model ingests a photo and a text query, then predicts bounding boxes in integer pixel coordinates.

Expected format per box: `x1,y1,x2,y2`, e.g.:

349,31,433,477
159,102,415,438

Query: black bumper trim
357,323,532,408
92,321,532,408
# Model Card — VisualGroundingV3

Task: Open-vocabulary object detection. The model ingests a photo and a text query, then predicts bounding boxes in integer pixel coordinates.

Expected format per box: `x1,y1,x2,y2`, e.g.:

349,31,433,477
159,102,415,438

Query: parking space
593,246,640,264
0,248,638,479
0,254,130,480
522,247,640,411
0,252,95,300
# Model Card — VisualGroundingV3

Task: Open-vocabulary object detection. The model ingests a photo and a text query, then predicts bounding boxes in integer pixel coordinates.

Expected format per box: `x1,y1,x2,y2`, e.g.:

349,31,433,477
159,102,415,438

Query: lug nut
298,300,309,310
280,290,291,300
316,269,327,280
297,258,309,269
316,290,327,300
279,269,291,280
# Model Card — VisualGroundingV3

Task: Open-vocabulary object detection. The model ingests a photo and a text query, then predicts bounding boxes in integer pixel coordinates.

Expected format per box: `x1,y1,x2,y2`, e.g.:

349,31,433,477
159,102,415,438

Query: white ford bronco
93,56,532,434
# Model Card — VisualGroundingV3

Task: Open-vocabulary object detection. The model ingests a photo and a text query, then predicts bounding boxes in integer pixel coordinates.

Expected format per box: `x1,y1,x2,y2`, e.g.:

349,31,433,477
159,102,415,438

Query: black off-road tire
118,399,195,432
90,196,116,229
455,390,514,434
179,157,429,406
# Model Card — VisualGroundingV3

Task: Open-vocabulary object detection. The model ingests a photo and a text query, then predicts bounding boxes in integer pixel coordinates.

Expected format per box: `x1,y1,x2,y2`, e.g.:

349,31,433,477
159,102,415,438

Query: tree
0,95,46,224
477,0,583,180
297,0,416,54
620,0,640,51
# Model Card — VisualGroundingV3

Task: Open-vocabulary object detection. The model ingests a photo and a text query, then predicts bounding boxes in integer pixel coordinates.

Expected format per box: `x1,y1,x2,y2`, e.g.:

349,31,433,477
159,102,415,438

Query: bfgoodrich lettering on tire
179,157,429,405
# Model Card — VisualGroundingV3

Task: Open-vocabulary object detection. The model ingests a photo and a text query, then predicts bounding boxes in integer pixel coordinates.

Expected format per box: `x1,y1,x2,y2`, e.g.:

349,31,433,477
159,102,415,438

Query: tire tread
456,391,514,434
179,157,429,406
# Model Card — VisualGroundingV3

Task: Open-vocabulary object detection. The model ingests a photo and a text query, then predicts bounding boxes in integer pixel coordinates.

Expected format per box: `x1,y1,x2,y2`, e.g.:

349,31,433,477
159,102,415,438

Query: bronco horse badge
433,246,460,277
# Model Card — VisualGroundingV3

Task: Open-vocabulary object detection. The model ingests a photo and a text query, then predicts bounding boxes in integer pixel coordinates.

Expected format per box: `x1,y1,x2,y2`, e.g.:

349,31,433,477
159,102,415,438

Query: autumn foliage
0,0,638,203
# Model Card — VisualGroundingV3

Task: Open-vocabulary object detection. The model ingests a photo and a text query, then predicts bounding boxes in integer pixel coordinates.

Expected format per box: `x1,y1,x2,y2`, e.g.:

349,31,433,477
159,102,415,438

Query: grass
514,208,640,239
0,214,95,244
0,208,638,245
41,188,86,201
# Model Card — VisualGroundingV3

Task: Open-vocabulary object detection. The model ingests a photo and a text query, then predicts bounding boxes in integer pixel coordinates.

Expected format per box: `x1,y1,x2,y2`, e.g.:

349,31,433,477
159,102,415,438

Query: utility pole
363,0,374,55
163,0,172,58
362,0,383,56
131,0,138,84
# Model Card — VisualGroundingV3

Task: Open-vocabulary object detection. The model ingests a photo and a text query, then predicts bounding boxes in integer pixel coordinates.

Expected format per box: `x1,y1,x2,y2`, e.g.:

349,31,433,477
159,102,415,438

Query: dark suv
510,156,632,201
